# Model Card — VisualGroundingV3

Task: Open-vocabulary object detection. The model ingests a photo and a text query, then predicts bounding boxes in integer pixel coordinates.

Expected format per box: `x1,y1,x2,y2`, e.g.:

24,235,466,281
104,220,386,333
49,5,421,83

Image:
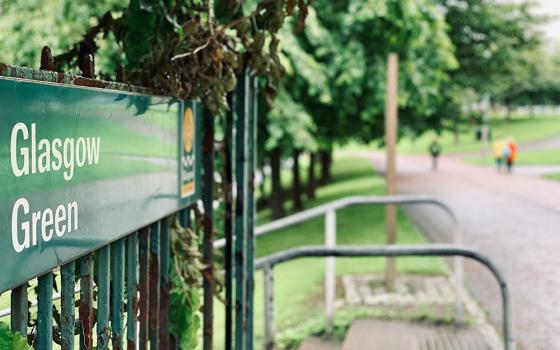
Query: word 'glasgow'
11,122,101,181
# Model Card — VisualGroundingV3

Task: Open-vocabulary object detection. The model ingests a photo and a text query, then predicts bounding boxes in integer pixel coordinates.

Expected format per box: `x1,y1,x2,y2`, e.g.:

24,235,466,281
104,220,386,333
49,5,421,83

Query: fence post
235,72,250,350
246,74,258,350
126,232,139,349
112,239,125,349
80,254,94,350
149,221,161,349
139,227,150,350
202,107,215,350
37,272,53,350
97,246,111,350
325,209,337,333
60,262,75,350
224,93,235,350
160,217,171,350
263,266,275,350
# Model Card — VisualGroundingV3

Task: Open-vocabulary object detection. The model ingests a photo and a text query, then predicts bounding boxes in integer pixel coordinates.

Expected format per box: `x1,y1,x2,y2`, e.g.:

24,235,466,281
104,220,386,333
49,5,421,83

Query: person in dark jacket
429,137,442,171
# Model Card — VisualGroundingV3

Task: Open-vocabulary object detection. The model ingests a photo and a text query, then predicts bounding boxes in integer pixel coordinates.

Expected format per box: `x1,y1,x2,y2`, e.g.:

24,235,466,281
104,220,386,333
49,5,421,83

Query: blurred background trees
0,0,554,218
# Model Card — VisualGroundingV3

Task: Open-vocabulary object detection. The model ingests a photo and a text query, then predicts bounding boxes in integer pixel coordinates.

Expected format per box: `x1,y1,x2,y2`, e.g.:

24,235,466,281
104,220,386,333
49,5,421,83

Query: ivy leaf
0,322,32,350
0,323,12,350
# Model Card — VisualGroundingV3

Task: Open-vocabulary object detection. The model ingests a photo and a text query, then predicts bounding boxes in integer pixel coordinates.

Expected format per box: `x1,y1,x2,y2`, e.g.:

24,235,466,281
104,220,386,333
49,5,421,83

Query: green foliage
0,322,33,350
437,0,542,102
266,89,317,152
170,278,201,349
0,0,126,73
277,0,457,148
169,217,205,349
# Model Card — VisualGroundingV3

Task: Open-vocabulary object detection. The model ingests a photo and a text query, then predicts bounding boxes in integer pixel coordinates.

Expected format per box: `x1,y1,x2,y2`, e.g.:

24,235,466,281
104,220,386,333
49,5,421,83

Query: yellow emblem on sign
183,108,194,153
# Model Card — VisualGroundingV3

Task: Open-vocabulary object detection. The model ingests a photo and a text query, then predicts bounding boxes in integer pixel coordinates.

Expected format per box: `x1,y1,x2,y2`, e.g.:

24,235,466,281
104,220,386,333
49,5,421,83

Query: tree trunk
270,147,284,219
506,104,512,120
306,152,316,199
292,149,303,211
320,150,332,185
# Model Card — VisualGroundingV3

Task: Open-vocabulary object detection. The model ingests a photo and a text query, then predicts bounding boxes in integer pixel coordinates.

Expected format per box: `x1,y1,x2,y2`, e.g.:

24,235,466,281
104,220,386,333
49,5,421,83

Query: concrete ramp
341,320,493,350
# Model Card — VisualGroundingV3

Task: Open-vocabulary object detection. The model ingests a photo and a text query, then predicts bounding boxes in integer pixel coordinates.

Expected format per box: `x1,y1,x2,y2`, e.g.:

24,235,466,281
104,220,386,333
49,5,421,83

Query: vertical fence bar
224,93,235,350
61,262,76,350
202,106,215,350
173,208,190,349
80,254,94,350
179,208,190,227
159,217,171,350
245,75,258,349
127,232,139,349
149,221,161,349
112,239,125,350
324,210,337,333
139,227,150,350
235,72,249,350
97,246,111,350
263,266,275,350
37,272,53,350
10,284,28,336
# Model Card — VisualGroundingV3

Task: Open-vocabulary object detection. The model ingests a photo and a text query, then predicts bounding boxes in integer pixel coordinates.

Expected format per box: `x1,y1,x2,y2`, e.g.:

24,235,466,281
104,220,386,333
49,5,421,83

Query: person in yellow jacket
493,136,507,172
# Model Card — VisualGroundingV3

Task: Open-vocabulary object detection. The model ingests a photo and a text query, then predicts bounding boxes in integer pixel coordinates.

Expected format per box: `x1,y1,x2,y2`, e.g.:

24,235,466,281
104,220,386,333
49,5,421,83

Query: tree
0,0,126,73
265,89,317,218
283,0,457,149
437,0,542,111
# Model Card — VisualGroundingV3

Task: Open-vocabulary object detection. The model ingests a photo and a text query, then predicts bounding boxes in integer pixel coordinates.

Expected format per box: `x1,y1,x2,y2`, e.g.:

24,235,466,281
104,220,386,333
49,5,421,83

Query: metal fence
0,57,258,350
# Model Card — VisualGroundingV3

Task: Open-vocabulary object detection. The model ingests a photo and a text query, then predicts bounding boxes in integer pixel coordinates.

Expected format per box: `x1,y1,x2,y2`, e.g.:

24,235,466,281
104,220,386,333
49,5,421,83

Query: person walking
429,137,442,171
506,137,517,173
493,136,506,172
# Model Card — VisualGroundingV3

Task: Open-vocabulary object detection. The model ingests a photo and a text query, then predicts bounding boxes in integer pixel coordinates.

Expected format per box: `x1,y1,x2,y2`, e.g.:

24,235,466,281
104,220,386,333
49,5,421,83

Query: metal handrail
213,195,457,249
214,194,465,330
256,245,513,350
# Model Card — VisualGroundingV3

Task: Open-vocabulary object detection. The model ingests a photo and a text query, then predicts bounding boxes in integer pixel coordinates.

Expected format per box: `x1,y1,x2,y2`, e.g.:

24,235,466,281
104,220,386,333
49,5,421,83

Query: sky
532,0,560,42
508,0,560,43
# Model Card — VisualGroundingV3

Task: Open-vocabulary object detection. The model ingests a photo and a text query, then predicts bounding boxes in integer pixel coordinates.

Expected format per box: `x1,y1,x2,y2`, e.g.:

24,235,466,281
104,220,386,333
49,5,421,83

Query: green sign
0,77,201,292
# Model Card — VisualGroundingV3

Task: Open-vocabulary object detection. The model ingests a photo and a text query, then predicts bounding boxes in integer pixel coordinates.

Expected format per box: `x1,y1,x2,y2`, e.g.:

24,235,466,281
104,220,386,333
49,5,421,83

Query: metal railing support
324,209,336,333
257,245,513,350
263,266,275,350
214,195,465,326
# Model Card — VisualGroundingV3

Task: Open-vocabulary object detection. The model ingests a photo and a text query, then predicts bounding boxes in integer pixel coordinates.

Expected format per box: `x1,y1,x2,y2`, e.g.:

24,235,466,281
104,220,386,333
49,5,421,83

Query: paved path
366,152,560,350
340,320,493,350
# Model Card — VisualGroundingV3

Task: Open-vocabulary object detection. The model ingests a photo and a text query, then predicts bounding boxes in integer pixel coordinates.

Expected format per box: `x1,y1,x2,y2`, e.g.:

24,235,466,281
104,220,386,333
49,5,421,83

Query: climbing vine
51,0,310,115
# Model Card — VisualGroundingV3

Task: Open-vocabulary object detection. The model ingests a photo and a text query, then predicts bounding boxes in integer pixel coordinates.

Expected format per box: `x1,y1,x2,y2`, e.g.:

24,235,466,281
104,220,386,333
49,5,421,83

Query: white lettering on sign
10,122,101,181
11,197,79,253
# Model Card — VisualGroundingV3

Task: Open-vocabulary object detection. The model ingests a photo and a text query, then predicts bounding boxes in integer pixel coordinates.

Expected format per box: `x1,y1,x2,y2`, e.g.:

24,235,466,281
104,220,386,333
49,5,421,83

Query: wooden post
384,53,399,290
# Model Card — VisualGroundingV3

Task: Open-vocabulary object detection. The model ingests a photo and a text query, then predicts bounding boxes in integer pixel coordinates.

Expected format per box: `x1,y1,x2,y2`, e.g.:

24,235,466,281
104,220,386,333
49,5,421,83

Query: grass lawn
213,153,446,349
545,173,560,181
347,114,560,156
